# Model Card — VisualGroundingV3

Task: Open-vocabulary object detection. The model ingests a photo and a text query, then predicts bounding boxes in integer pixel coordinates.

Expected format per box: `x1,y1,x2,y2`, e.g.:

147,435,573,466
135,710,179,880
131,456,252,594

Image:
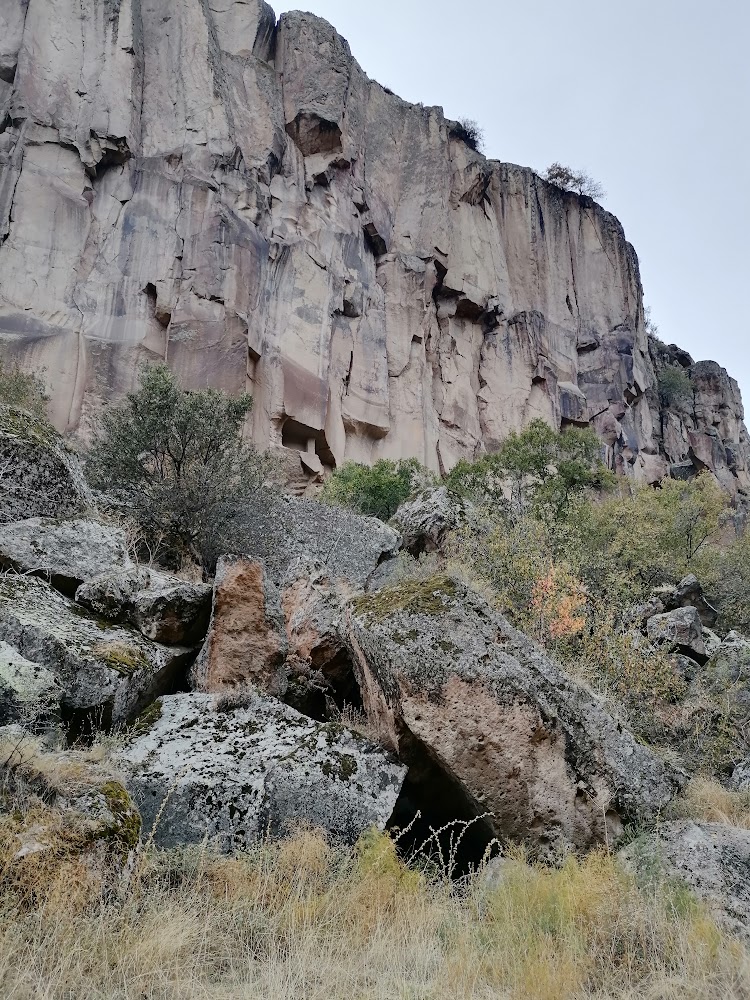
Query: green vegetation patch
98,781,142,850
353,575,458,622
93,641,150,676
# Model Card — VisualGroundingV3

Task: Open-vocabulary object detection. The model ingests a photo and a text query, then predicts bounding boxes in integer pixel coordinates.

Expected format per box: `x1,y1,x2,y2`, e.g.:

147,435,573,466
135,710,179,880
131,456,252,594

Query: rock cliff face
1,0,748,492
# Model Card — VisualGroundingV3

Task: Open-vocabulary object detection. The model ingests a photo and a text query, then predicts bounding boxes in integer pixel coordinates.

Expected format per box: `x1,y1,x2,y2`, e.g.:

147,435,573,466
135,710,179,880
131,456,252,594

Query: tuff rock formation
1,1,748,494
347,575,680,859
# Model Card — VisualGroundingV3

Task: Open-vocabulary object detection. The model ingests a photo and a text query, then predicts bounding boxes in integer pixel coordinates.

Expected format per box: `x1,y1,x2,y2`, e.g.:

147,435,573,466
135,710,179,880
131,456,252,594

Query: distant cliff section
1,0,748,494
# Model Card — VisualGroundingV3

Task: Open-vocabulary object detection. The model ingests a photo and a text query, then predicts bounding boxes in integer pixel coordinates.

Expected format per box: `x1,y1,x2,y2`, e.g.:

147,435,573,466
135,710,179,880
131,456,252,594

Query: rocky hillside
1,0,748,495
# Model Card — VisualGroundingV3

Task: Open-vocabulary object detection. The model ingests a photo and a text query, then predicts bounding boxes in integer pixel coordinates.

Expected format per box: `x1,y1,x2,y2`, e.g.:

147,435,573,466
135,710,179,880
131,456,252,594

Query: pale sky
275,0,750,404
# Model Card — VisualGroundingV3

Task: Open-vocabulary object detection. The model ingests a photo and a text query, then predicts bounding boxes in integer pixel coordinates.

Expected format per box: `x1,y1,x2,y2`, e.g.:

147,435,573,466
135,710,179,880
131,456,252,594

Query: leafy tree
446,420,609,519
0,359,48,420
87,363,272,571
543,162,605,200
321,458,430,522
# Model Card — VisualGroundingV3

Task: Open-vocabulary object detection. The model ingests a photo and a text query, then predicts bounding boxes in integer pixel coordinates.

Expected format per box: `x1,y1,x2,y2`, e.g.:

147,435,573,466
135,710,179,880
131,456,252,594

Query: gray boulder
348,576,680,859
664,574,719,628
76,567,212,647
0,406,91,525
0,517,131,596
0,576,192,734
233,494,400,590
0,641,63,728
620,821,750,941
730,757,750,791
118,692,406,851
391,487,467,556
646,606,707,664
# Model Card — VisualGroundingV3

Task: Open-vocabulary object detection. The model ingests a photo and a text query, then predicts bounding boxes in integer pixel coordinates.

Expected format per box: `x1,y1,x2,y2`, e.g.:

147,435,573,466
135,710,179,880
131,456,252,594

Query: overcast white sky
275,0,750,403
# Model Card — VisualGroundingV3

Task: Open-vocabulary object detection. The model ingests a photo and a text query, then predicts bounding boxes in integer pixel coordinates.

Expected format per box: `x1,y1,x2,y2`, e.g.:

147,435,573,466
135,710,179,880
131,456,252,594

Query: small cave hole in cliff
285,646,364,723
387,730,500,877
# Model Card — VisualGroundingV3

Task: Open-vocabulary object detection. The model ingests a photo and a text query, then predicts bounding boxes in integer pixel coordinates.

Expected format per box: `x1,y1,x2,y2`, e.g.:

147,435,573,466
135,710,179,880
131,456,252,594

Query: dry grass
0,819,747,1000
670,776,750,829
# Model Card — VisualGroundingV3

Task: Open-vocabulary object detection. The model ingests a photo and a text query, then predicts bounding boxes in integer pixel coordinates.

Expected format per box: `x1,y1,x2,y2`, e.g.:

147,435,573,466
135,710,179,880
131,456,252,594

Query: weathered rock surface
0,407,91,525
703,631,750,723
348,576,679,858
0,640,62,727
0,516,130,596
662,574,719,629
235,494,400,590
191,556,287,694
391,487,467,556
646,607,707,664
118,692,406,851
620,821,750,941
0,576,192,733
76,567,212,646
1,3,747,493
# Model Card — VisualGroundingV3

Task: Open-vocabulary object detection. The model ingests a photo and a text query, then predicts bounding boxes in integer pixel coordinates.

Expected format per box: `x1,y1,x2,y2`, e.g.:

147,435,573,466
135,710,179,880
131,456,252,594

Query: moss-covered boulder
118,691,406,852
348,575,681,860
0,406,91,525
0,576,193,733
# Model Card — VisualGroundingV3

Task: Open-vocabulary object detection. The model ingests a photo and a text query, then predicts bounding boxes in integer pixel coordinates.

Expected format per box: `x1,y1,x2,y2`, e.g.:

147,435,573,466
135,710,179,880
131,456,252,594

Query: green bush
321,458,431,522
86,364,272,571
658,366,693,407
0,359,48,420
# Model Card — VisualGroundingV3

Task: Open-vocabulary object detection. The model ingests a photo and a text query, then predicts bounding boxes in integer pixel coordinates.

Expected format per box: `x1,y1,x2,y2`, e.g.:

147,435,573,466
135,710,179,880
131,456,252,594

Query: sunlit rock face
1,0,747,492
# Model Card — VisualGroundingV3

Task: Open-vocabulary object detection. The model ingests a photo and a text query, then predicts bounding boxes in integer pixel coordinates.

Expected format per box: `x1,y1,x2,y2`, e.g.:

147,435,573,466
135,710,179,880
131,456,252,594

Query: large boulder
0,641,63,728
118,692,406,851
347,576,680,859
0,407,91,525
646,606,707,664
281,558,353,715
663,575,719,629
191,557,288,694
0,517,131,596
0,576,192,734
76,567,212,647
390,487,467,556
620,822,750,941
233,494,400,591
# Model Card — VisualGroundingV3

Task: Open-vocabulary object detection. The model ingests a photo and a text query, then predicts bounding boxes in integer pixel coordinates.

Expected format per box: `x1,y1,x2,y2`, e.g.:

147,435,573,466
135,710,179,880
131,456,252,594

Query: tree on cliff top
87,364,272,571
543,162,605,200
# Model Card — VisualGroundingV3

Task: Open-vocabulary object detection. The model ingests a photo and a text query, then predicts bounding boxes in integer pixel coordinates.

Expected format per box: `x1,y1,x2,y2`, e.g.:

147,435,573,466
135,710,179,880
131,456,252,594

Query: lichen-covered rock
0,576,192,734
646,607,707,664
620,821,750,941
76,567,212,646
0,407,91,525
348,576,680,859
391,487,467,556
231,494,400,590
0,641,63,728
730,757,750,791
0,516,131,596
118,692,406,851
191,557,288,694
0,732,141,888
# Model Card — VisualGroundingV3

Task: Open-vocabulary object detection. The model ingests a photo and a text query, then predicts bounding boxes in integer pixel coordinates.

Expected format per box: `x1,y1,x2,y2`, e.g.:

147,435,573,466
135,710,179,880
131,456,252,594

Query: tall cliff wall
1,0,748,494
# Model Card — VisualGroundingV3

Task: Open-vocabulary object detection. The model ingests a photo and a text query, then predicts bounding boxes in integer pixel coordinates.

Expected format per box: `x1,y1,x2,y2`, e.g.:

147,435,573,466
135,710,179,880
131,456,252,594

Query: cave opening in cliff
387,730,500,878
281,419,336,469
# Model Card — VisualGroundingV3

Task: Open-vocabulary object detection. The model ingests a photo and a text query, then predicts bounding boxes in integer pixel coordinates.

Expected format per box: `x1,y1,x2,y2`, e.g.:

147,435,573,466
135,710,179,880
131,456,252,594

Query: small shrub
450,118,485,153
0,359,48,419
658,365,693,407
321,458,432,522
543,162,606,200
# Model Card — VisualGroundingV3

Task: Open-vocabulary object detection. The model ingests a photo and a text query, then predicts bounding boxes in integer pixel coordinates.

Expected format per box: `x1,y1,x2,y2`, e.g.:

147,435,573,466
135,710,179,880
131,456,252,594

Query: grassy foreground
0,822,748,1000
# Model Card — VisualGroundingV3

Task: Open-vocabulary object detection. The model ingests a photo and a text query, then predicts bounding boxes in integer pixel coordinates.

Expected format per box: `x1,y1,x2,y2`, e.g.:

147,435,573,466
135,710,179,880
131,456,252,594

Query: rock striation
0,1,747,493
